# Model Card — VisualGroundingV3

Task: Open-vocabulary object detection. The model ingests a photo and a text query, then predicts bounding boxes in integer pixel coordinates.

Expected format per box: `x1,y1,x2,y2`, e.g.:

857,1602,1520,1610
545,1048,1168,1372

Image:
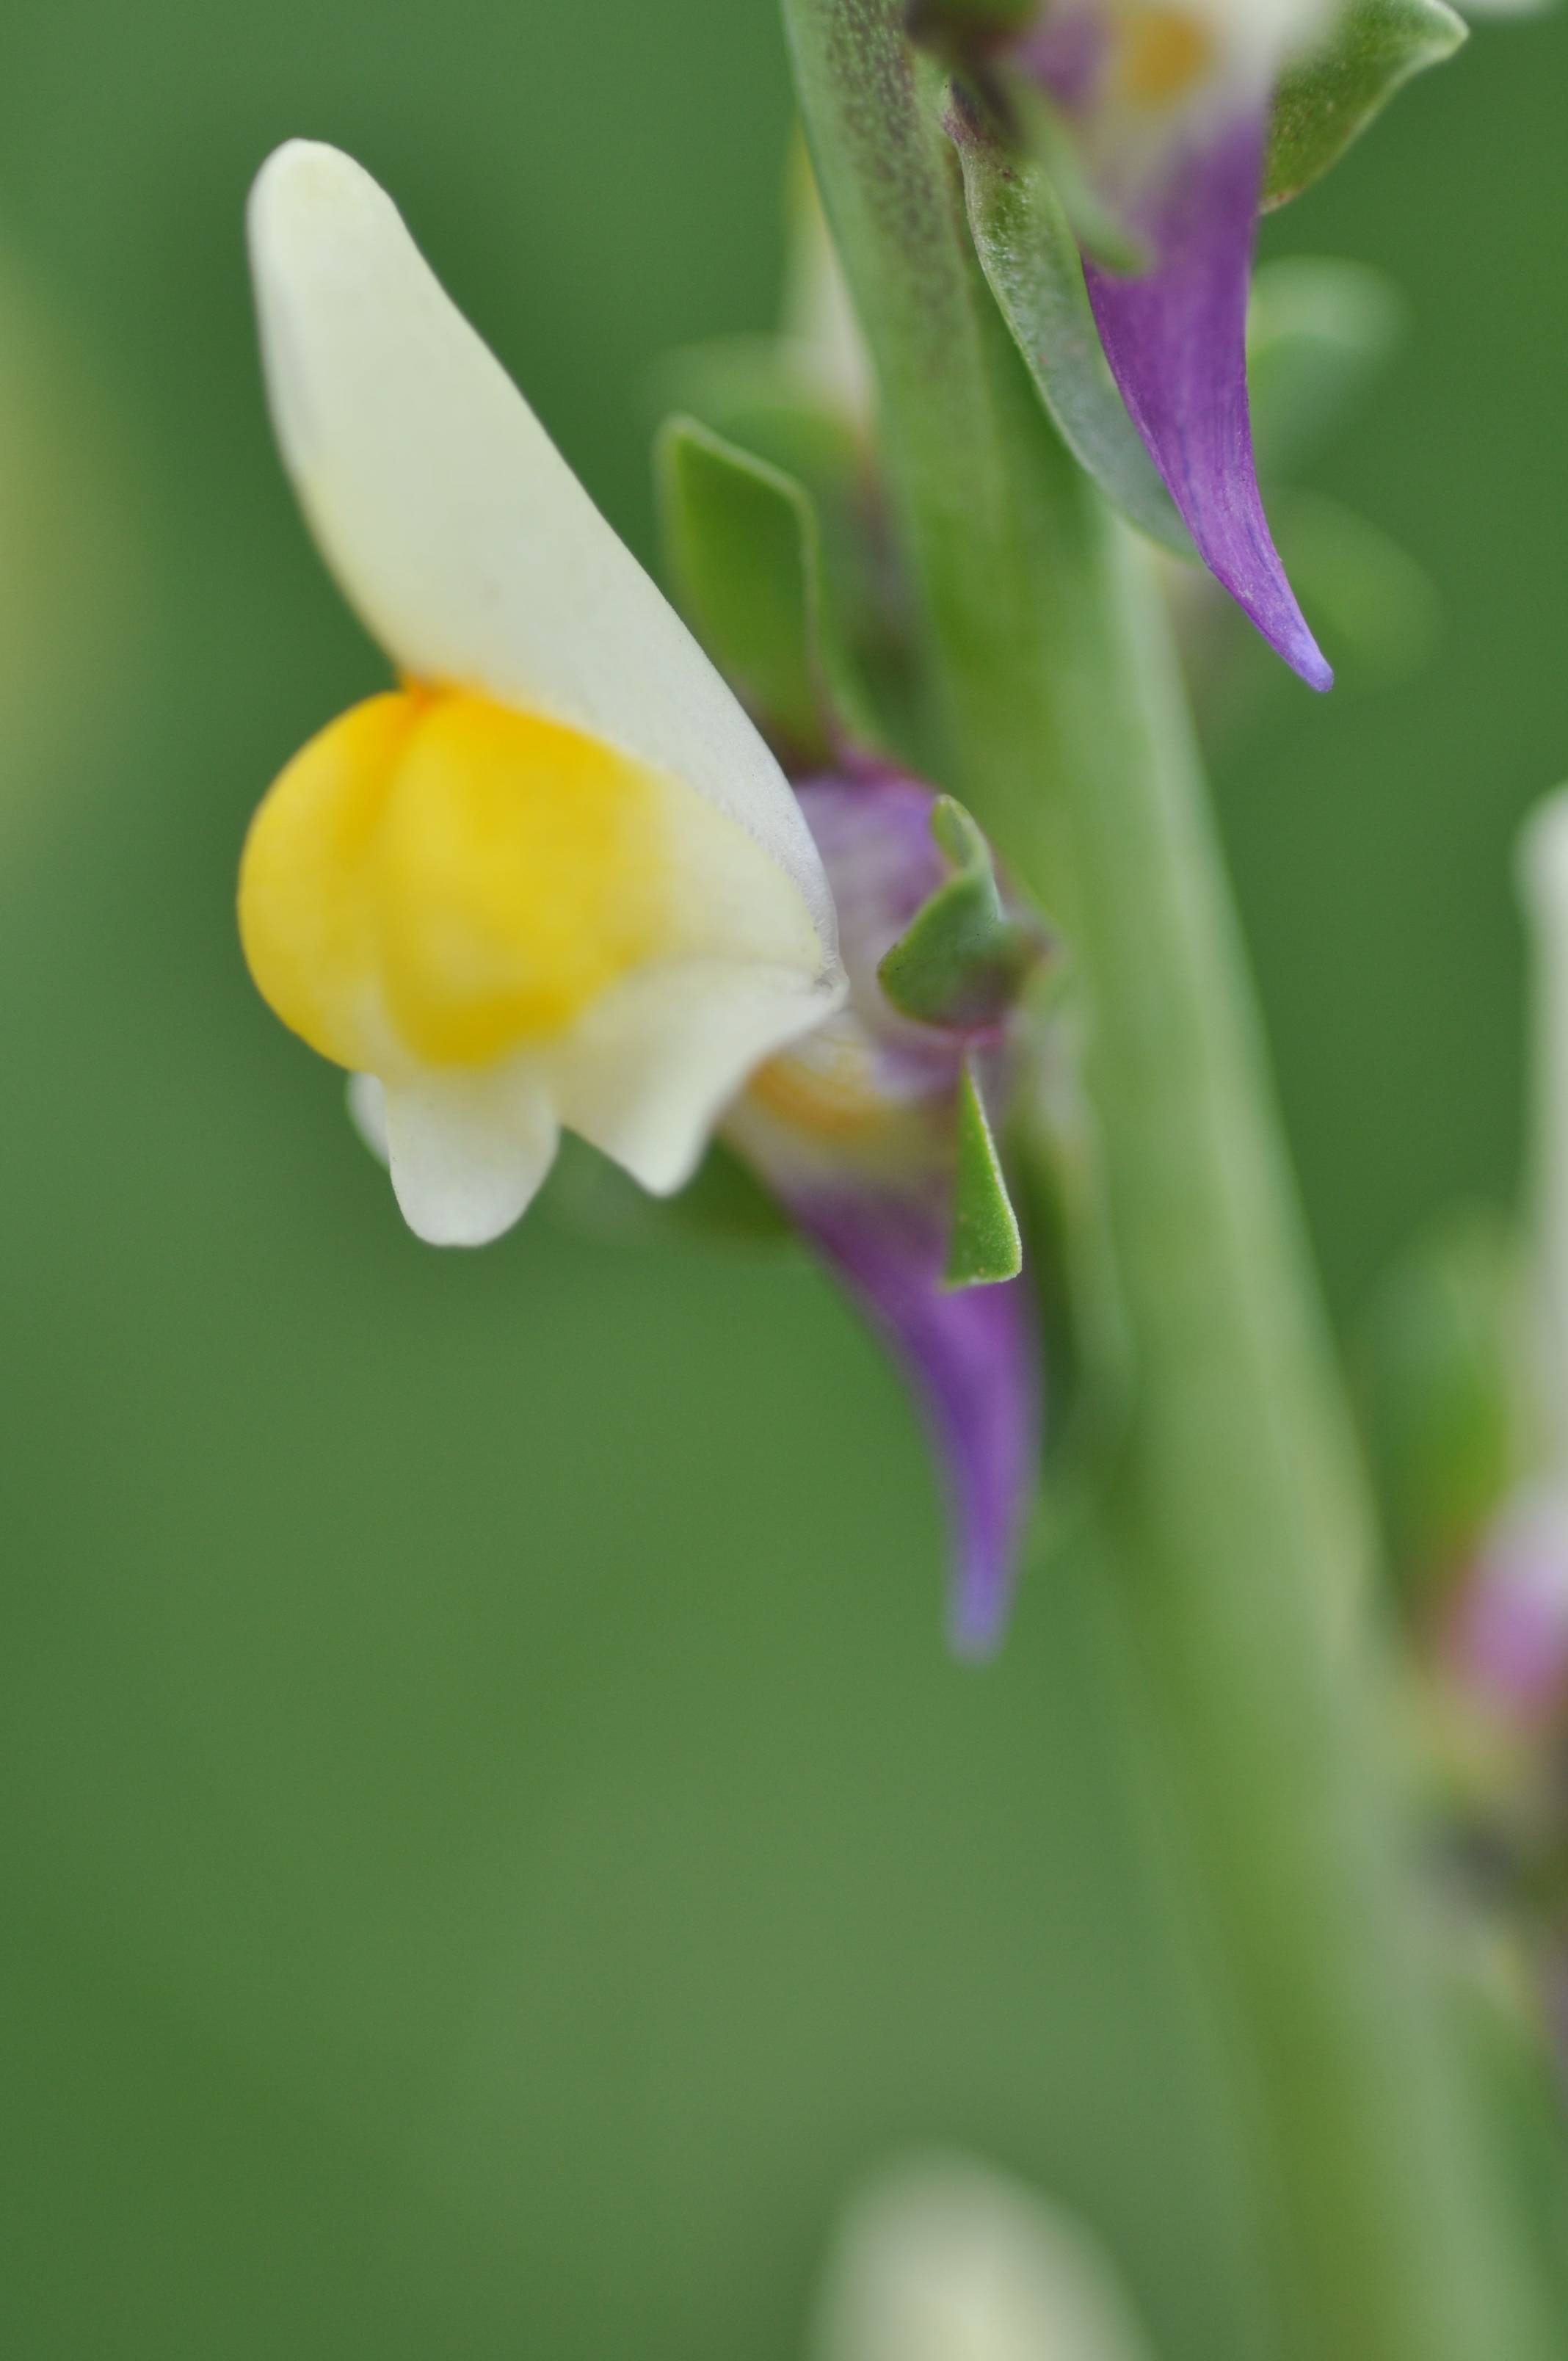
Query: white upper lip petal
246,138,840,971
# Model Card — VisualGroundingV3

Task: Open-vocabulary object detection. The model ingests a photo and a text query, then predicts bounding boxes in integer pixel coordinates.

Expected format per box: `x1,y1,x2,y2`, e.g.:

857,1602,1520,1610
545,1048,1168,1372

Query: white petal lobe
813,2153,1158,2361
247,140,838,968
380,1067,559,1247
553,960,841,1195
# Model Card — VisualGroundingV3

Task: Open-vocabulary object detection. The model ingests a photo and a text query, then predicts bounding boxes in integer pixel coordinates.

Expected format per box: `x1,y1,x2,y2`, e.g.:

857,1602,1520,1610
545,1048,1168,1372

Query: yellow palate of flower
239,687,674,1073
1116,4,1216,106
749,1023,889,1143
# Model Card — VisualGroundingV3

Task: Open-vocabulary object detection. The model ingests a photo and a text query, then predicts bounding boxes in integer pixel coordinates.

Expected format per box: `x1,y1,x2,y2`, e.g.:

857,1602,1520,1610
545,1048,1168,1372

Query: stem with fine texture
781,4,1555,2355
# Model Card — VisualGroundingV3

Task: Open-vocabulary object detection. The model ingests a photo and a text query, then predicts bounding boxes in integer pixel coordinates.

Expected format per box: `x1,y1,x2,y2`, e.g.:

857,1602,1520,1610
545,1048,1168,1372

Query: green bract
1265,0,1468,212
877,796,1048,1030
947,1056,1024,1288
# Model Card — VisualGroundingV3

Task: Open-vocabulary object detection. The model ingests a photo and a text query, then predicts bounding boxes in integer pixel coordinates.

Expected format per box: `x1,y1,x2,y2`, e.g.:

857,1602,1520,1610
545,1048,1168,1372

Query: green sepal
954,101,1192,559
945,1054,1023,1289
1264,0,1468,214
877,795,1050,1029
997,78,1150,278
656,415,835,764
1247,257,1404,479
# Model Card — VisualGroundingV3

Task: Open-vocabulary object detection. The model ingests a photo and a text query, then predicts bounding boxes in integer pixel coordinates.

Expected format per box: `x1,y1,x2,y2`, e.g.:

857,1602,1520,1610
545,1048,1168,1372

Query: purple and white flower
1015,0,1335,686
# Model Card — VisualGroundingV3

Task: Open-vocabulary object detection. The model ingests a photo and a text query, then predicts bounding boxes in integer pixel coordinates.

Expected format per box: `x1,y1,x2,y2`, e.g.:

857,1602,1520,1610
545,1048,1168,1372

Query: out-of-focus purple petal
790,1186,1039,1655
1014,7,1107,111
1446,1486,1568,1727
1082,114,1331,691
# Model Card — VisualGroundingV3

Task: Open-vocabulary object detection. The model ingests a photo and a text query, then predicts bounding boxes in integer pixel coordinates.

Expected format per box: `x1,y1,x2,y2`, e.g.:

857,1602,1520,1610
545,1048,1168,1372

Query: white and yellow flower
239,141,843,1246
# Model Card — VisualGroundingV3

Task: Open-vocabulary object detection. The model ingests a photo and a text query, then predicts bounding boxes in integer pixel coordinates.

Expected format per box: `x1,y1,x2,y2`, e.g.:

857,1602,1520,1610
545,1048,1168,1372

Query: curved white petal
813,2153,1156,2361
247,140,837,966
380,1067,558,1247
551,957,839,1196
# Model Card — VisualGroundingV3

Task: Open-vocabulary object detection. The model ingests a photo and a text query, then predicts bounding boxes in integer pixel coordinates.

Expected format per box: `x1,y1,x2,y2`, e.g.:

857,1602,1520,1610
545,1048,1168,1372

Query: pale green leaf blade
656,414,830,762
954,112,1193,559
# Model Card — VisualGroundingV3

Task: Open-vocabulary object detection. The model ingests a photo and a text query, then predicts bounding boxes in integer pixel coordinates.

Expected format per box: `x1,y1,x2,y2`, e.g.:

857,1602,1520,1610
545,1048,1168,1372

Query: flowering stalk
780,1,1554,2354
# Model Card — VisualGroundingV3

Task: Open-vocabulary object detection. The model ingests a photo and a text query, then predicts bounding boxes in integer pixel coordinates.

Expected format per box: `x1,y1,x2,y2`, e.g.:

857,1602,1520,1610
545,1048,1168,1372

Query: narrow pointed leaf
1264,0,1468,213
656,415,832,761
954,111,1193,559
656,355,922,768
878,795,1049,1028
947,1056,1023,1288
658,336,868,497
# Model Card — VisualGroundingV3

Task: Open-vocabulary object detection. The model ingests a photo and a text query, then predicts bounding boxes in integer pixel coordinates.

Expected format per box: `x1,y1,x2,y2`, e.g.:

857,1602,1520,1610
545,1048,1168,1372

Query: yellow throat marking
238,687,669,1073
1116,5,1215,106
749,1023,888,1143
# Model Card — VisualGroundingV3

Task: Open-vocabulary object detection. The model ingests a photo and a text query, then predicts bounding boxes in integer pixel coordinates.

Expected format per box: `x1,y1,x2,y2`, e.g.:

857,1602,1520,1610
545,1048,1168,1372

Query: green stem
781,6,1554,2355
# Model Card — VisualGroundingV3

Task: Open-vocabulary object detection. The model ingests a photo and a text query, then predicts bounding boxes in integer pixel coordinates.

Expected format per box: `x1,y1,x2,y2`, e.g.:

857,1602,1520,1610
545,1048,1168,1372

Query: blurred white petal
552,957,839,1195
1518,789,1568,1451
813,2155,1157,2361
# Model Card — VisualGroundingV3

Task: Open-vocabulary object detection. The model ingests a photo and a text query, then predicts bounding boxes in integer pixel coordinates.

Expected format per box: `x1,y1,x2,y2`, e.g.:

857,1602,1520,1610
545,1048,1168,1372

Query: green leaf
1247,258,1404,479
656,348,927,770
1264,0,1468,213
954,109,1194,559
656,336,868,498
945,1055,1023,1288
656,415,832,762
877,796,1050,1029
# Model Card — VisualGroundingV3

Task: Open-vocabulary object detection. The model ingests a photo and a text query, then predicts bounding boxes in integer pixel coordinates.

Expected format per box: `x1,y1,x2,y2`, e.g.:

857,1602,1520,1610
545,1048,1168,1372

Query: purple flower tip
1083,113,1332,691
792,1192,1039,1656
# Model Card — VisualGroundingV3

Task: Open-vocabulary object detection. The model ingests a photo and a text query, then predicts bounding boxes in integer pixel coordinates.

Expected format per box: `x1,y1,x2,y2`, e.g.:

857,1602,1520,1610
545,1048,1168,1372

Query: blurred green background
0,4,1564,2356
